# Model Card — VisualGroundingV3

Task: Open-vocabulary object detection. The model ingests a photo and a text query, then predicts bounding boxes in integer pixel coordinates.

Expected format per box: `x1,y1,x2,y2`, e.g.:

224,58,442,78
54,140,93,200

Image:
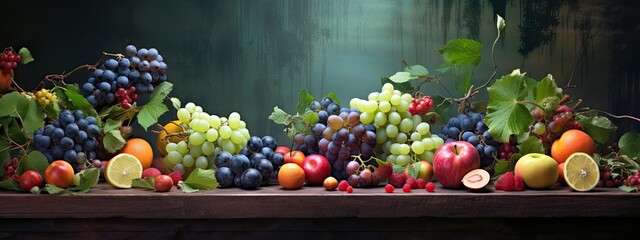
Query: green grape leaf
0,92,24,117
137,82,173,131
619,131,640,160
539,96,560,114
534,74,562,105
439,38,482,66
576,114,618,145
63,85,99,118
103,129,126,153
132,177,156,191
437,62,473,95
0,179,22,191
102,118,123,133
523,76,538,103
381,77,413,93
389,72,416,83
178,181,200,193
404,65,429,78
44,184,67,194
408,162,420,178
519,136,545,155
619,185,638,193
7,118,28,145
43,101,61,120
302,110,319,125
291,118,306,135
170,97,181,110
16,97,44,136
484,72,534,143
181,168,218,190
392,164,405,173
269,106,290,125
18,47,34,64
78,168,100,192
324,92,341,105
296,90,314,115
17,150,49,177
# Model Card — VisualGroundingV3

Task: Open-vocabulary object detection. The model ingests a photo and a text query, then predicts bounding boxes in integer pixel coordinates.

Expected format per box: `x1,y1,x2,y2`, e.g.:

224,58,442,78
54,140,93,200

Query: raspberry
402,184,411,193
416,179,426,189
495,172,515,191
426,182,436,192
514,175,525,191
388,173,407,188
142,168,162,178
405,177,418,189
338,180,349,191
384,184,394,193
346,186,353,193
168,171,182,186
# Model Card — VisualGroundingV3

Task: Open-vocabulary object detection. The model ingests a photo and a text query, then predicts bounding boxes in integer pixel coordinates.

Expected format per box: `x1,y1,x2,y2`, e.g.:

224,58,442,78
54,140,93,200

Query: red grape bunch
0,50,21,74
2,157,19,181
530,105,582,143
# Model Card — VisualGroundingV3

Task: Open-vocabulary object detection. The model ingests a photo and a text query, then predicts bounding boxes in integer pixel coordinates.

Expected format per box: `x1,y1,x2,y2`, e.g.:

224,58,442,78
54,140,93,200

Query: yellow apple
514,153,559,189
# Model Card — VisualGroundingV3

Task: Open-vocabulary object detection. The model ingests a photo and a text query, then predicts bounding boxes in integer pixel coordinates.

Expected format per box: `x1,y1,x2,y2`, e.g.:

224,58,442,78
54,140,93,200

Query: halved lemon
563,152,599,192
104,153,143,189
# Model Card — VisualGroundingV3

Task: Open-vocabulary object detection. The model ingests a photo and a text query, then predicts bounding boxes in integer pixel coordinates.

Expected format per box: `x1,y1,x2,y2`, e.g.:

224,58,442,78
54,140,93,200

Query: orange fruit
156,120,185,156
119,138,154,169
551,129,595,164
0,69,14,91
278,163,305,190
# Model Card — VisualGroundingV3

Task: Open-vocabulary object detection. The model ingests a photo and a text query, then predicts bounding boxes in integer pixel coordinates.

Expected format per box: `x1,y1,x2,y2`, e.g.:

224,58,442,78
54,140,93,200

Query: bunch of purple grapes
33,109,101,171
438,112,511,168
293,98,377,180
80,45,168,109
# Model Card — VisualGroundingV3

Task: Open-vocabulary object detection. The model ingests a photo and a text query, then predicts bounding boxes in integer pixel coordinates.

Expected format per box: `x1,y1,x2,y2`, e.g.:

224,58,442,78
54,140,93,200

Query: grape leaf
484,72,534,143
170,97,181,110
408,162,420,178
519,136,545,155
44,101,61,120
103,129,126,153
389,72,416,83
64,85,99,118
78,168,100,192
302,110,319,125
16,97,44,136
178,181,199,193
296,90,314,115
44,184,68,194
438,38,482,66
102,119,123,133
576,115,618,145
18,47,34,64
0,92,24,117
17,150,49,177
534,74,562,107
619,185,638,193
269,106,290,125
137,82,173,131
404,65,429,78
381,77,413,93
0,179,22,191
619,131,640,160
324,92,341,105
7,118,28,145
132,177,156,191
182,168,218,190
493,153,520,177
392,164,405,173
291,118,306,136
437,62,473,95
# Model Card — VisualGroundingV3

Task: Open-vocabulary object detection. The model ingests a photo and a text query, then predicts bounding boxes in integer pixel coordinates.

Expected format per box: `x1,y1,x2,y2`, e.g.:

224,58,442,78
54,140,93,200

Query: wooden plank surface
0,183,638,219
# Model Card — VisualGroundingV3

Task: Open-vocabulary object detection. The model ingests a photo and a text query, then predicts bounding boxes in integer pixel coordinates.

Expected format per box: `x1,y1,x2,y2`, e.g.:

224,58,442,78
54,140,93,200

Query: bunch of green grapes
163,102,250,173
350,83,443,166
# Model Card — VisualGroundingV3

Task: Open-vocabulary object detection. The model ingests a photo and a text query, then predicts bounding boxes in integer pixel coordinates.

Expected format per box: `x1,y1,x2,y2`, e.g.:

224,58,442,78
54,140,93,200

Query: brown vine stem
41,51,122,84
583,109,640,123
565,32,596,89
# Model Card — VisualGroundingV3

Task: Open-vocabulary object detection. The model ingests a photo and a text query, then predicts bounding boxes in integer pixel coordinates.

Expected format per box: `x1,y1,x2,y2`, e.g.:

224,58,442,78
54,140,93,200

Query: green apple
515,153,559,189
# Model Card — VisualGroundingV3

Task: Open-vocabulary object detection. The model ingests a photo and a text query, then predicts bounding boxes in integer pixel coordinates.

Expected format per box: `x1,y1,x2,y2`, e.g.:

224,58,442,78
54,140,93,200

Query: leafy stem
579,109,640,123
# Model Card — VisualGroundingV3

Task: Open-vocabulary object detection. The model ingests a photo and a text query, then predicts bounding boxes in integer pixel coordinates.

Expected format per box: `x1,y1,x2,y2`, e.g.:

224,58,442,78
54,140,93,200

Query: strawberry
495,172,515,191
514,175,525,191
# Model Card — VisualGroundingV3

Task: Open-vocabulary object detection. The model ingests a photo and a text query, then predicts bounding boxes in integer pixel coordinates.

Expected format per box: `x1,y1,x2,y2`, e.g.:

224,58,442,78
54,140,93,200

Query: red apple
300,154,331,185
275,146,291,156
433,141,480,188
284,150,305,166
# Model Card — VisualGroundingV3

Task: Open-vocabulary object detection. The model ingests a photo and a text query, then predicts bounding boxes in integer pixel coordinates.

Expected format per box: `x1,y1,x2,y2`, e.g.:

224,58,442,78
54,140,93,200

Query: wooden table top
1,183,638,219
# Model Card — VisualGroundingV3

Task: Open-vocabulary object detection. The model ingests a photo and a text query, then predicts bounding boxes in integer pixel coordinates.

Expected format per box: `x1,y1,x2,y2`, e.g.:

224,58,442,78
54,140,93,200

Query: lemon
104,153,143,189
563,152,599,192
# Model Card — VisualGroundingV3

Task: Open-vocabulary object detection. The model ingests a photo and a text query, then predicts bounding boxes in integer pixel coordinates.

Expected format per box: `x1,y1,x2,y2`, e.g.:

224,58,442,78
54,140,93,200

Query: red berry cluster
385,177,435,193
115,86,139,109
2,157,19,181
598,165,636,188
0,50,21,74
624,172,640,188
409,96,434,115
499,136,518,160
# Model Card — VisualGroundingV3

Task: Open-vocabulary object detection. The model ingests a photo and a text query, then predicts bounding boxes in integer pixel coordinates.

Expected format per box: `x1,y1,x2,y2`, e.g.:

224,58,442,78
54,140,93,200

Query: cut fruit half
462,169,490,190
563,152,599,192
104,153,143,189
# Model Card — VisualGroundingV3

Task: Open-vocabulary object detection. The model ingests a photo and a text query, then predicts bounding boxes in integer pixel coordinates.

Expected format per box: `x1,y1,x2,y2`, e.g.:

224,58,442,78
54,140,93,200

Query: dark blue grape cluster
34,109,100,170
81,45,168,109
214,136,284,190
438,112,501,168
294,97,377,181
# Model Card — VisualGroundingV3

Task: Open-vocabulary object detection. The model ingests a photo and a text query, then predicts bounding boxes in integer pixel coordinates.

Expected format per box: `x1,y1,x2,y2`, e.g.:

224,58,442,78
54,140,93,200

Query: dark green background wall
1,0,638,151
